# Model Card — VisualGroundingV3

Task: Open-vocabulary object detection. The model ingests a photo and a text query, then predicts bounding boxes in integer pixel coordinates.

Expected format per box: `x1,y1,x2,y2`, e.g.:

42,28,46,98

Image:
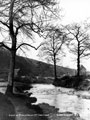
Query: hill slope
0,49,76,80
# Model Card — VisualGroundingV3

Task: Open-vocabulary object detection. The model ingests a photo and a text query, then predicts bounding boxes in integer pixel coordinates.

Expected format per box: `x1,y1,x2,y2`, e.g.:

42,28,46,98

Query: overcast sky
20,0,90,71
60,0,90,71
60,0,90,24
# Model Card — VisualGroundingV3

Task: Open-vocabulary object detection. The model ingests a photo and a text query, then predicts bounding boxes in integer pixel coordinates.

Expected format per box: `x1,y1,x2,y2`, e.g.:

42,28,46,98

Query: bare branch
0,20,9,28
16,42,43,51
80,48,87,56
0,42,11,51
15,22,43,36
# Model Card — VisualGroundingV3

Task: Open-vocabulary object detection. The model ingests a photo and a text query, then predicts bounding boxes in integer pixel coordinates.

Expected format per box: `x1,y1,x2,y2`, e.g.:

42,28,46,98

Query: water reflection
29,84,90,120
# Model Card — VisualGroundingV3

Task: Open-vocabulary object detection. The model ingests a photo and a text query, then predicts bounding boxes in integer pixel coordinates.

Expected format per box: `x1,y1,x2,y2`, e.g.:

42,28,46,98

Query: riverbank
0,92,83,120
53,75,90,91
0,82,87,120
0,92,15,120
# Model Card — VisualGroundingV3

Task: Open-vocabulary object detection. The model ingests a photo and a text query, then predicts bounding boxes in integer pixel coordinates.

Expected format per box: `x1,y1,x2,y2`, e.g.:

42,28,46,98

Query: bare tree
39,26,66,81
0,0,58,93
66,23,90,77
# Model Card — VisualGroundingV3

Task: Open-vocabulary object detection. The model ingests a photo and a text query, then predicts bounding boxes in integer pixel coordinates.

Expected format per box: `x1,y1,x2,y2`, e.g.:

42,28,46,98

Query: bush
53,75,85,89
14,76,31,84
14,76,32,93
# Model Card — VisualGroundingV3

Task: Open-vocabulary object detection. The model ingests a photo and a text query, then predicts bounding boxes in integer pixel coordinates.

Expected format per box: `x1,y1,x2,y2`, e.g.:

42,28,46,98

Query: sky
60,0,90,71
60,0,90,24
18,0,90,71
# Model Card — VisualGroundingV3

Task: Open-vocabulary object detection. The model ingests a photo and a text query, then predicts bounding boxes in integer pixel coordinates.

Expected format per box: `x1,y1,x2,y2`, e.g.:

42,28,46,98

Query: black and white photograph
0,0,90,120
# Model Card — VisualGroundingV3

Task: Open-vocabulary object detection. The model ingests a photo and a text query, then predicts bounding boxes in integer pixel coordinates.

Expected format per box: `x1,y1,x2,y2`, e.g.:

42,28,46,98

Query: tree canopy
0,0,58,51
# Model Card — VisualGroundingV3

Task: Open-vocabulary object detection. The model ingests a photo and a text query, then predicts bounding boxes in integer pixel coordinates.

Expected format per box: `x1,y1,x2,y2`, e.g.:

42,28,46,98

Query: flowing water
29,84,90,120
0,82,90,120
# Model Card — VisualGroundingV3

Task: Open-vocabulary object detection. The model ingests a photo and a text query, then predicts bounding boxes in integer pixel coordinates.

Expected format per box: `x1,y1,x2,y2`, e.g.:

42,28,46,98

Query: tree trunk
53,54,57,81
77,56,80,77
6,35,16,94
6,0,16,94
77,42,80,77
7,50,16,93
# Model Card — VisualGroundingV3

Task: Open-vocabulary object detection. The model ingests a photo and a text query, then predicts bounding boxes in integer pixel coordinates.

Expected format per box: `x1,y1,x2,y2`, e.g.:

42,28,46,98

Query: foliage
53,75,86,89
14,76,31,84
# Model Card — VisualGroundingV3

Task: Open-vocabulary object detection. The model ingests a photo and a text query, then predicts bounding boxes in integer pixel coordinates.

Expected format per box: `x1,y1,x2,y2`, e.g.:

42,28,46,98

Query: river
29,84,90,120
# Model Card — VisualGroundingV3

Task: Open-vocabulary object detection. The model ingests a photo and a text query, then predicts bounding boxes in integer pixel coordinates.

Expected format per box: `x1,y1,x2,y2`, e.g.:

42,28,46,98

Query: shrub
53,75,85,89
14,76,31,84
